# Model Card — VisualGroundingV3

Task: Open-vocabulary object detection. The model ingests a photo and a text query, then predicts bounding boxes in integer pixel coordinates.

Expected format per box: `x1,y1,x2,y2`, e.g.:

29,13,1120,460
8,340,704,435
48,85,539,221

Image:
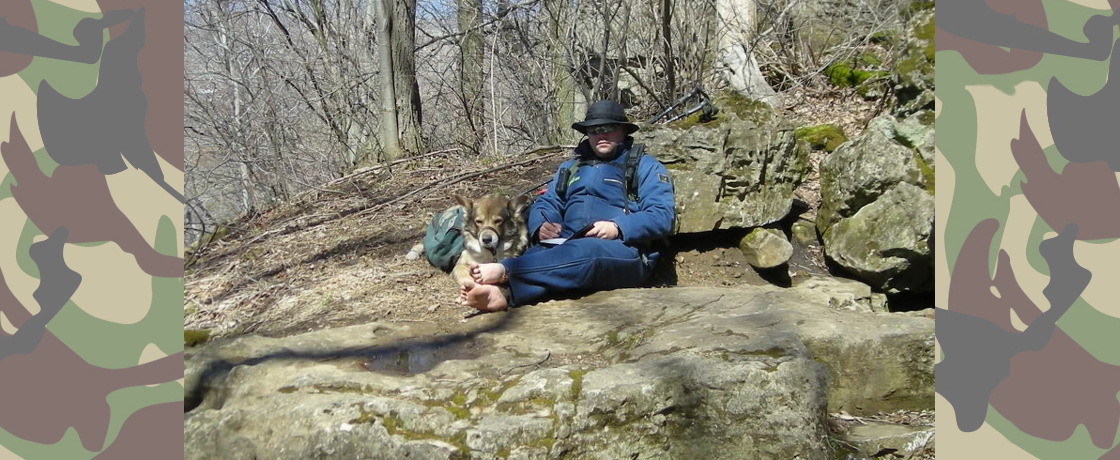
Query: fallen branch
500,349,551,376
352,147,568,219
325,148,463,187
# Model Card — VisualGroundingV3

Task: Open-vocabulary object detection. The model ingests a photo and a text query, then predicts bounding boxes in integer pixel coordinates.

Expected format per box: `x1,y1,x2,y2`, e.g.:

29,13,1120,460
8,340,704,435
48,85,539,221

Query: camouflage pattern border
937,0,1120,458
0,0,183,458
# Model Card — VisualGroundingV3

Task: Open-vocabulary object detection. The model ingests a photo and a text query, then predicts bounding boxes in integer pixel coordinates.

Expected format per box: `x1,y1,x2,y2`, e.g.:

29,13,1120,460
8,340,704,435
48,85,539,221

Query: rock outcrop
815,5,936,294
185,282,933,459
892,7,935,120
634,92,811,233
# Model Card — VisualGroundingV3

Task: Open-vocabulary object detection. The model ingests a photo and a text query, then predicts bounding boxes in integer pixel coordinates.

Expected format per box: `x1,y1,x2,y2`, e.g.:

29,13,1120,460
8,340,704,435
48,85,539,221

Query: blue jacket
529,138,675,248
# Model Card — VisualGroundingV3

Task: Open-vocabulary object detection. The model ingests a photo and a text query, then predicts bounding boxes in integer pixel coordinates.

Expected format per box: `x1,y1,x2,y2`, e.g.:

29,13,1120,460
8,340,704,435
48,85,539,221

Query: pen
539,210,550,225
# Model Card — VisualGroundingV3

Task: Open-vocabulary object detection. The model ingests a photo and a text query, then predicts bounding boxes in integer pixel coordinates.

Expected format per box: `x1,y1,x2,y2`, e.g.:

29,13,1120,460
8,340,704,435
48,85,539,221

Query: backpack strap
554,160,581,199
624,143,646,203
556,143,646,202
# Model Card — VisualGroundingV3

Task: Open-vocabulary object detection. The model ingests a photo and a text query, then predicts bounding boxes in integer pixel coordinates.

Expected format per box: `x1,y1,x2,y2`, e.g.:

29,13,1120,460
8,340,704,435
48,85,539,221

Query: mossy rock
857,81,888,101
794,124,848,152
739,228,793,268
667,109,718,130
667,90,776,129
825,63,888,89
893,10,935,117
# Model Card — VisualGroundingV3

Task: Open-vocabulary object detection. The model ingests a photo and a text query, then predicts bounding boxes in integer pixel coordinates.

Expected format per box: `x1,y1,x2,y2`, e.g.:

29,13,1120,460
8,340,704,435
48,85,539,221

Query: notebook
540,223,596,245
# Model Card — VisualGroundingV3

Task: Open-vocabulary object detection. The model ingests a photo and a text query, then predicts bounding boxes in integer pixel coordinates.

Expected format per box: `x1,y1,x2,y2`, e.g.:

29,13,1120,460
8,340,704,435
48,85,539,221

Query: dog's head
454,194,531,251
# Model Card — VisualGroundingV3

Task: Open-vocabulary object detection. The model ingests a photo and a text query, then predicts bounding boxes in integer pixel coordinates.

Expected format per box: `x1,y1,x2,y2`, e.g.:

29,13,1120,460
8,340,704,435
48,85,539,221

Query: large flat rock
185,282,933,459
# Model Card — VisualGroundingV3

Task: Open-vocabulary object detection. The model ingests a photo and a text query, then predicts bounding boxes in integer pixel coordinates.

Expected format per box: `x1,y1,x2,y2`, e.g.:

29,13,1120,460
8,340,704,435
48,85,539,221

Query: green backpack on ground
423,206,465,272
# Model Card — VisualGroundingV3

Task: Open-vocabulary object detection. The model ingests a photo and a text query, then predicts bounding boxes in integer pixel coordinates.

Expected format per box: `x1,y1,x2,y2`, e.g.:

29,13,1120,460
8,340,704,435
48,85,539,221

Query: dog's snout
480,229,499,249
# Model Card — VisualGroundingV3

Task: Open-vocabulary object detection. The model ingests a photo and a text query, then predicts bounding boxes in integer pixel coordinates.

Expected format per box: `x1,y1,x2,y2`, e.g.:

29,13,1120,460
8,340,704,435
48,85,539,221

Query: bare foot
461,283,509,312
469,262,507,285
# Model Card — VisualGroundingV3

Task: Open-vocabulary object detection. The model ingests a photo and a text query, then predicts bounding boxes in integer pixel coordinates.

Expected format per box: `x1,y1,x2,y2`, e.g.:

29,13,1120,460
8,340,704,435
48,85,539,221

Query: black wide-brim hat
571,100,640,135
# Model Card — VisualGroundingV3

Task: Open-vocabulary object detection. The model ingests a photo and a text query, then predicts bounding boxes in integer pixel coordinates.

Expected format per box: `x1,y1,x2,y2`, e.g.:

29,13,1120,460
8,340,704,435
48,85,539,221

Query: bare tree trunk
232,70,257,213
545,0,576,144
214,0,257,214
392,0,424,156
373,0,402,161
716,0,779,107
249,42,292,202
457,0,484,154
661,0,676,104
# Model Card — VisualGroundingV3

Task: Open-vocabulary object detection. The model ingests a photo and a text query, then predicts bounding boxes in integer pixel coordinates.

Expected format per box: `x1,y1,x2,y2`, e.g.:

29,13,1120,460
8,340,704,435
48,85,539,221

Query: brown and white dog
407,193,531,286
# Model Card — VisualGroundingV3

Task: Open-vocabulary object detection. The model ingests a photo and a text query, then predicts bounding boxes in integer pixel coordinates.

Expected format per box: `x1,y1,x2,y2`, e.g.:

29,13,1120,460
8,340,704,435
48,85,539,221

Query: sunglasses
587,125,620,136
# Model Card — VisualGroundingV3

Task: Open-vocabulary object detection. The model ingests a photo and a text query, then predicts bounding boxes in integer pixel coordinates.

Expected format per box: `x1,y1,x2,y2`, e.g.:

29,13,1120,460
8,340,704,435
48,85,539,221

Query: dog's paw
406,243,424,260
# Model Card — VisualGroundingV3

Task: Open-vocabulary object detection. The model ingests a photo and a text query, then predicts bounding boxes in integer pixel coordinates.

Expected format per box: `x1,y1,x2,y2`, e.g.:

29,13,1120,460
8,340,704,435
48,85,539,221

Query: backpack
554,143,675,250
422,206,465,272
556,143,649,203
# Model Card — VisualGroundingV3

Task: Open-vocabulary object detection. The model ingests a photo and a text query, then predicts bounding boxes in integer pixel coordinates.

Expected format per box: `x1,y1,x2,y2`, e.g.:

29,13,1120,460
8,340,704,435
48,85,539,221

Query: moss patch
496,395,558,415
420,389,471,419
912,152,935,195
917,111,935,127
668,107,720,130
825,63,887,88
794,124,848,152
896,13,935,80
858,52,883,67
184,329,212,347
915,14,935,62
351,410,471,456
568,369,586,402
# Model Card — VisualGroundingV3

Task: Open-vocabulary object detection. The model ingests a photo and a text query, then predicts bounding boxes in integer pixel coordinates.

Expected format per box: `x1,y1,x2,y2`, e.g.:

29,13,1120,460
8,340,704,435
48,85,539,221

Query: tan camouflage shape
966,83,1050,195
999,196,1051,313
0,77,43,152
1072,240,1120,318
32,234,154,324
47,0,103,14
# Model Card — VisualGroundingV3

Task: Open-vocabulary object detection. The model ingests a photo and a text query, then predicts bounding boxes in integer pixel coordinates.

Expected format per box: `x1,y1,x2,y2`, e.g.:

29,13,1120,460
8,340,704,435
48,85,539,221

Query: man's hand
585,221,620,240
538,222,562,240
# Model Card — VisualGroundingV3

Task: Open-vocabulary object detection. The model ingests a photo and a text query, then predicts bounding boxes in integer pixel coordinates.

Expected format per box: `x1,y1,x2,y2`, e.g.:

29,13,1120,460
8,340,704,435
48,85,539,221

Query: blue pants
499,238,654,307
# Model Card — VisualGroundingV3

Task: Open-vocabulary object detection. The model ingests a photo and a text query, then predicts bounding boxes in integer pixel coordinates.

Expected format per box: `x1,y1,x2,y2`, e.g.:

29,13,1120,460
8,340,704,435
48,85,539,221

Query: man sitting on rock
461,100,676,311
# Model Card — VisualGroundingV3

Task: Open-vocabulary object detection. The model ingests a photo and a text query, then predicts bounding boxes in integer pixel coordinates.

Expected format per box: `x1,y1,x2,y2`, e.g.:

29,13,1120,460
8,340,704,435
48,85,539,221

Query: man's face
588,124,625,158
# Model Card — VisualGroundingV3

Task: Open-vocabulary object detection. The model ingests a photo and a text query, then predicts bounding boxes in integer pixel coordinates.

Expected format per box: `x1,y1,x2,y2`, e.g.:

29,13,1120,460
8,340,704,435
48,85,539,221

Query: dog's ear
509,195,531,216
454,195,471,211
